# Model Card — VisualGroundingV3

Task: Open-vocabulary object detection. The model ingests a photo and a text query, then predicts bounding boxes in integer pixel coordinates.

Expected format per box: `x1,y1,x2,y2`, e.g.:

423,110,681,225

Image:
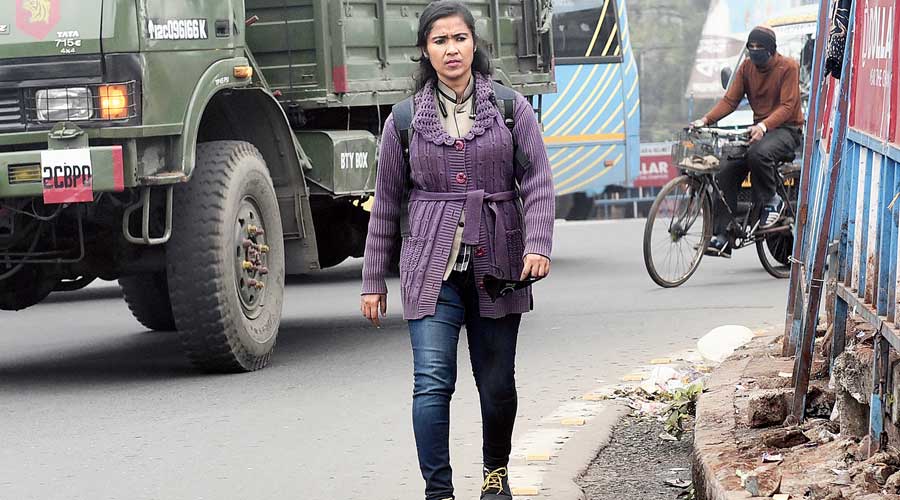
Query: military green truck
0,0,554,371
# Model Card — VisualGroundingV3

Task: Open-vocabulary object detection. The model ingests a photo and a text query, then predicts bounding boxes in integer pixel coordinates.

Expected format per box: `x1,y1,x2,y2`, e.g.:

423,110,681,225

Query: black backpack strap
491,81,531,172
391,97,415,238
491,81,517,131
392,97,415,168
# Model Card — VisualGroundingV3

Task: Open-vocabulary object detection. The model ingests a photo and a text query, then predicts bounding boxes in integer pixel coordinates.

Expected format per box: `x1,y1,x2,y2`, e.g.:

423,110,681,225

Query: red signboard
892,2,900,144
850,0,895,140
635,143,677,188
821,76,839,153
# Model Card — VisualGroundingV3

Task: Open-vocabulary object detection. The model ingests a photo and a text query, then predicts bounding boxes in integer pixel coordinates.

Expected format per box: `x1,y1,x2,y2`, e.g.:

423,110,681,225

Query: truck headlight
35,88,93,121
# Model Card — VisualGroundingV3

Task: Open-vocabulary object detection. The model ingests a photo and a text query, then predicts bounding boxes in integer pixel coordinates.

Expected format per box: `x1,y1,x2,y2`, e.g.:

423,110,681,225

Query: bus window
553,0,622,63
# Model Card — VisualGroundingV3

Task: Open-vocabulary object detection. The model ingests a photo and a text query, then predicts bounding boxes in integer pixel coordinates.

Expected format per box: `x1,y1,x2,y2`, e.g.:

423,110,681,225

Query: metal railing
593,186,660,219
788,0,900,456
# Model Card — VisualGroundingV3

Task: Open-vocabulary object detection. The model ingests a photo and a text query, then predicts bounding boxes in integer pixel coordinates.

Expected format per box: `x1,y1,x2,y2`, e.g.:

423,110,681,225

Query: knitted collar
412,73,501,146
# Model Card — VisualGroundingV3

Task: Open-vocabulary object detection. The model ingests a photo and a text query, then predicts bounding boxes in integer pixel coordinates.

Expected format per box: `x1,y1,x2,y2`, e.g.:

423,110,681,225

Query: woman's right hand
361,294,387,328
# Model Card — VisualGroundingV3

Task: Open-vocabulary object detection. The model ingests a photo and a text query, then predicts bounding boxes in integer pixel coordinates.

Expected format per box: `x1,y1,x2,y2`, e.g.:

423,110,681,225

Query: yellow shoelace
481,467,508,493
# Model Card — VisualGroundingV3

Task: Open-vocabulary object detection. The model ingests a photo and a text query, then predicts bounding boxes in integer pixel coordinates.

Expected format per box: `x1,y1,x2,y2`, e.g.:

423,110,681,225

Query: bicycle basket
672,131,716,165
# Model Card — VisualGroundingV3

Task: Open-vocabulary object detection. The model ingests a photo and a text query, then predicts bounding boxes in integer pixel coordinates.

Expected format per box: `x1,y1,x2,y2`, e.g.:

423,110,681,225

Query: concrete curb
540,401,629,500
692,336,768,500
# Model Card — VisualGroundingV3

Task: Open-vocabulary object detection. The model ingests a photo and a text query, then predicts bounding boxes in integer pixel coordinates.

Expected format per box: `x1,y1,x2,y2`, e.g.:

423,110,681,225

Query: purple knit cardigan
361,74,555,320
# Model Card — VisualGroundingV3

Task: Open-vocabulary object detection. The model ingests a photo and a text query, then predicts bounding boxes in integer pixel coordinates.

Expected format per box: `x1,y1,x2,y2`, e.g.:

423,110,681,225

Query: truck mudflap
0,145,125,202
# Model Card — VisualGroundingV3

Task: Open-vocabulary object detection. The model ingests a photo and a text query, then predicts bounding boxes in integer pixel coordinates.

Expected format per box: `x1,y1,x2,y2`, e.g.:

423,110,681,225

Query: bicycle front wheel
643,175,712,288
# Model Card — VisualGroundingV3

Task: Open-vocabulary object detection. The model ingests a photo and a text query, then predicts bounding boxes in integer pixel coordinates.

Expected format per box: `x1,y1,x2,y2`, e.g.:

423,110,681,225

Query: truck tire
167,141,285,372
119,273,175,331
0,266,55,311
310,199,369,268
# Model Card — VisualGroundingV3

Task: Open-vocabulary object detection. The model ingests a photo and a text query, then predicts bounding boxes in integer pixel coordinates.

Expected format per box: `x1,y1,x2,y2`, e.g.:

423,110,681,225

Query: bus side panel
619,0,642,190
542,0,639,196
543,62,628,196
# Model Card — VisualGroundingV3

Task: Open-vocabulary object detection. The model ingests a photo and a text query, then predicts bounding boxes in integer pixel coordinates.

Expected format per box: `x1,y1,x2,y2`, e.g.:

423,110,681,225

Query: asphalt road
0,219,789,500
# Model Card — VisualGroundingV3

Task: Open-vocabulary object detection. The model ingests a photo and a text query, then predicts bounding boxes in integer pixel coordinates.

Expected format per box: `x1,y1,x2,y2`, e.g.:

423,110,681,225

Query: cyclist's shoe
481,466,512,499
705,236,732,259
759,195,785,230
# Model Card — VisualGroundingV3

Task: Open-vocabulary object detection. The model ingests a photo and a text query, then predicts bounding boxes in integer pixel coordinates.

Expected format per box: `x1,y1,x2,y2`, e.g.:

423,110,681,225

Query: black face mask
748,48,771,67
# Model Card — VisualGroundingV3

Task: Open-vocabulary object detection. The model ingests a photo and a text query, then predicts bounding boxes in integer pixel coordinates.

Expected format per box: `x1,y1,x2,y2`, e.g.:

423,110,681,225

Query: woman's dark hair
413,1,493,90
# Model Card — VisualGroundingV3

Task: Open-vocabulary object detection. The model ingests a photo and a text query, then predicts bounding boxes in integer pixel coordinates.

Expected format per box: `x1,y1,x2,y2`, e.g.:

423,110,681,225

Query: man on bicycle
692,26,804,258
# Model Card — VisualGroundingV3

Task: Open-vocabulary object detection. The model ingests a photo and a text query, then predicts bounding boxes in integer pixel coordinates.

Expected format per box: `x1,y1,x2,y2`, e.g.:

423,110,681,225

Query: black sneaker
481,466,512,499
705,236,732,259
759,196,785,229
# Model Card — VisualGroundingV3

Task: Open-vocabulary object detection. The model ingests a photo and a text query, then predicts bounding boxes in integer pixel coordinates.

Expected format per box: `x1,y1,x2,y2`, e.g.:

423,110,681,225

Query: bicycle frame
683,167,796,253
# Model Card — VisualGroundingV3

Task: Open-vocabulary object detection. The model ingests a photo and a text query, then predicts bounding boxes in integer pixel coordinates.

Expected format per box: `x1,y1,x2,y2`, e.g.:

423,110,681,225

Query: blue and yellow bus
543,0,640,207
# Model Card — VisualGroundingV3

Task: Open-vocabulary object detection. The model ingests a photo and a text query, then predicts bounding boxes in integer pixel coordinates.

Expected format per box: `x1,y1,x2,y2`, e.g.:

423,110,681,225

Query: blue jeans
408,270,521,500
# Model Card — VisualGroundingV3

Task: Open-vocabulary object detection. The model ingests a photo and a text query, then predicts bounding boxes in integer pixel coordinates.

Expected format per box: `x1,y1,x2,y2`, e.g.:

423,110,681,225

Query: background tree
629,0,711,141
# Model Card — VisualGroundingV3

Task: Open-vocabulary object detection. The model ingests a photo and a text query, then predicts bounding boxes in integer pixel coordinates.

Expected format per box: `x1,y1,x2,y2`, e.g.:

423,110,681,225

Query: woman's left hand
521,254,550,280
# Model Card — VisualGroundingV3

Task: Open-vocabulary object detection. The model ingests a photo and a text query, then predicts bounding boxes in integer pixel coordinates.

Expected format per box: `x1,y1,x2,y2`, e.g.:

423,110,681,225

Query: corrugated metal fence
788,0,900,455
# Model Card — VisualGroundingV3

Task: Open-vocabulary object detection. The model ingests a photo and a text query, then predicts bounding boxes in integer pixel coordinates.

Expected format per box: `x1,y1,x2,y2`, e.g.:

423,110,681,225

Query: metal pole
377,0,389,67
792,2,856,421
687,92,693,121
868,333,891,456
784,0,834,356
490,0,502,58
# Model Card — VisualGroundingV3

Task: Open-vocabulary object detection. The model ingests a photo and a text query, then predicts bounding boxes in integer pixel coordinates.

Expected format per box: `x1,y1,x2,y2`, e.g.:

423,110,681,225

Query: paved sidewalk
692,331,900,500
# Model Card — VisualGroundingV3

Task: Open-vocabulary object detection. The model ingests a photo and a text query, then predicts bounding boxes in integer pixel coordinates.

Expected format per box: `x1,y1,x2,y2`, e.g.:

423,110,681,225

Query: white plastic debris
830,401,841,422
639,366,680,395
697,325,754,363
632,401,669,415
664,478,691,488
665,379,687,393
659,432,679,442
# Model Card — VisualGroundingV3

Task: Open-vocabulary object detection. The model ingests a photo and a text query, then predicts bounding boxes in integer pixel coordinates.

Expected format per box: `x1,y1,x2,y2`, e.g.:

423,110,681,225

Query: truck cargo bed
245,0,554,108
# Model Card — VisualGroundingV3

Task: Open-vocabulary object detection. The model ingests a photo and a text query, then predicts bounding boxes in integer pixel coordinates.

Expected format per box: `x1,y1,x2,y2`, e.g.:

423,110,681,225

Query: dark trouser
408,269,521,500
713,126,803,236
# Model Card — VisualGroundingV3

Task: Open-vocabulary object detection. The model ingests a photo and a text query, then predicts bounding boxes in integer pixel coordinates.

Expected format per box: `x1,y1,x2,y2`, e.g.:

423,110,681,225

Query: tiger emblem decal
16,0,60,39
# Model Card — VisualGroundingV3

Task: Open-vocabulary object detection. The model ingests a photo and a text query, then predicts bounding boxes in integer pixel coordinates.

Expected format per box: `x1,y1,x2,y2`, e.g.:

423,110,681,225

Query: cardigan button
454,140,465,151
475,246,487,257
455,172,467,185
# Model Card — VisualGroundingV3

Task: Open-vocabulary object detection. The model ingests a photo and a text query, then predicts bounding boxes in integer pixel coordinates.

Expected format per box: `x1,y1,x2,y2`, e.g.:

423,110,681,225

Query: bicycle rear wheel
643,175,712,288
757,166,800,279
757,230,793,279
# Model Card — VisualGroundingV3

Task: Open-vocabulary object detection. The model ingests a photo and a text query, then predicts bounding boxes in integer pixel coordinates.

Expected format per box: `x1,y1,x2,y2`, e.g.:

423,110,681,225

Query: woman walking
360,2,554,499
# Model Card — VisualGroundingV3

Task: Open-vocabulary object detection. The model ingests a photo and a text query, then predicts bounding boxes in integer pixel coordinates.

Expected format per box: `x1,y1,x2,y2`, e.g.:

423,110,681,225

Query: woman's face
424,15,475,84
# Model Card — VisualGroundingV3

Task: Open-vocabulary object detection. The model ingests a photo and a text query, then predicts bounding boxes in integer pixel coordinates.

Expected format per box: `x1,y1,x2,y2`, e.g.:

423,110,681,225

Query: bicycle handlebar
688,126,751,137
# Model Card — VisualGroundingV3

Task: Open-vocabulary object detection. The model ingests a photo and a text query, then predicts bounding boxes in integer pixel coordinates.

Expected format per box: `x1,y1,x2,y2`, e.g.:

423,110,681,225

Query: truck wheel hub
234,197,270,320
